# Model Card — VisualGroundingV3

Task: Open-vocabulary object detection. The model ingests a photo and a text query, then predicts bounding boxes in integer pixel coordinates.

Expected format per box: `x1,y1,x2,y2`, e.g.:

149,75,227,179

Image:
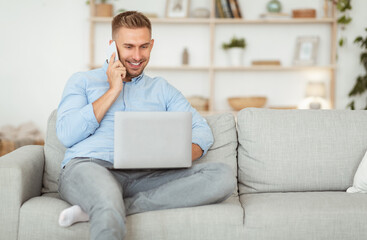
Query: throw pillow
347,150,367,193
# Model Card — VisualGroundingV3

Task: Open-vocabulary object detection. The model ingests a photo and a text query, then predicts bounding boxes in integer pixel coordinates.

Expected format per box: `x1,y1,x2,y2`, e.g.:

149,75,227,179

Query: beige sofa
1,108,367,240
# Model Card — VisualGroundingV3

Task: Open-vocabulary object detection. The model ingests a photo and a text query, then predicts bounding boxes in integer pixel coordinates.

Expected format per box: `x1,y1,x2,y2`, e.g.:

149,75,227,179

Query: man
57,11,235,240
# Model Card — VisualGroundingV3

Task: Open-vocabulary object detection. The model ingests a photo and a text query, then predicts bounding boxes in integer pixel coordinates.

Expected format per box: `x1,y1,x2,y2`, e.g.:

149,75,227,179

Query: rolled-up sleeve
164,80,214,158
56,73,99,148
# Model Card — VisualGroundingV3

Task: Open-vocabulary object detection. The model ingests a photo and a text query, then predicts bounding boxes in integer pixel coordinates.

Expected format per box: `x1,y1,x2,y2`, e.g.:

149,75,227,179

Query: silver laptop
114,112,192,169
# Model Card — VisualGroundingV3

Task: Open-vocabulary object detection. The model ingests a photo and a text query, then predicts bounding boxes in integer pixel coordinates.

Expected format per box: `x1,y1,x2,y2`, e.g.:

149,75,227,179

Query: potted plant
222,36,247,66
347,28,367,110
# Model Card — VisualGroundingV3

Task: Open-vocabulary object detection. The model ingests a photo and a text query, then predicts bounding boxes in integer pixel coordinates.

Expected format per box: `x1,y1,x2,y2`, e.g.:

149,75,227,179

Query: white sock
58,205,90,227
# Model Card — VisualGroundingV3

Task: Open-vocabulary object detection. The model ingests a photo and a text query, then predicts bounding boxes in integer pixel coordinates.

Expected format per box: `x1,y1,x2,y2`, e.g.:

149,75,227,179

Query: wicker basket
95,4,113,17
228,97,267,111
292,9,316,18
187,96,209,111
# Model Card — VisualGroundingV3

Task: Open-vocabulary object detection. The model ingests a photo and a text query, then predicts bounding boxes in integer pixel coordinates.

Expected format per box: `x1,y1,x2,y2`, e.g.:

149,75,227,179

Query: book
215,2,220,18
221,0,232,18
225,0,234,18
252,60,282,66
216,0,225,18
228,0,240,18
233,0,242,18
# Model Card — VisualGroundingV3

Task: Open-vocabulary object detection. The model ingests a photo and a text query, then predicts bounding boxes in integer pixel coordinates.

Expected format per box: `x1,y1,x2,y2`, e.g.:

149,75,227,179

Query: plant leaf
354,36,363,44
337,15,352,24
349,76,367,96
337,0,352,12
346,100,355,110
361,53,367,64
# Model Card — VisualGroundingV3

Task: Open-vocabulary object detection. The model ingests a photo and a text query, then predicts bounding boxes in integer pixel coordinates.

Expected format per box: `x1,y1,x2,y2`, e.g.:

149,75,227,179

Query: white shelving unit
89,0,337,113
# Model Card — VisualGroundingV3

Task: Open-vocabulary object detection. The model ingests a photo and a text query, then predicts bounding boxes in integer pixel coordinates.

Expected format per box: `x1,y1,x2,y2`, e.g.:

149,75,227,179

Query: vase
227,48,244,66
267,0,282,13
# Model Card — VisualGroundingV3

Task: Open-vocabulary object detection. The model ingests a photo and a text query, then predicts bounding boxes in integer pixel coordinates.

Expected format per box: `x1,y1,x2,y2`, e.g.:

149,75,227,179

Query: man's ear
150,39,154,50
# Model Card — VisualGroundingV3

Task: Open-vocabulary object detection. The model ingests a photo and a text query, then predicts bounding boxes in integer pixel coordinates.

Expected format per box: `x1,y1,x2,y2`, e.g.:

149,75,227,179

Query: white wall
0,0,366,135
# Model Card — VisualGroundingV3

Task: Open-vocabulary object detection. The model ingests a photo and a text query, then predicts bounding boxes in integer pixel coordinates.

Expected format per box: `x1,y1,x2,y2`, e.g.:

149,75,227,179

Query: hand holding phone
106,41,119,63
106,41,126,91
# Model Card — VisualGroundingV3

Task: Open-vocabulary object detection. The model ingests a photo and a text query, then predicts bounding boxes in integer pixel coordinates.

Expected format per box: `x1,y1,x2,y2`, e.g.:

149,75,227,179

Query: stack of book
215,0,242,18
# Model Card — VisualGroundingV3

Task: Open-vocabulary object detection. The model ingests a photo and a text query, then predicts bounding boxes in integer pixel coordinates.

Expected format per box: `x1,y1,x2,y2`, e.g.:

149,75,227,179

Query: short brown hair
112,11,152,39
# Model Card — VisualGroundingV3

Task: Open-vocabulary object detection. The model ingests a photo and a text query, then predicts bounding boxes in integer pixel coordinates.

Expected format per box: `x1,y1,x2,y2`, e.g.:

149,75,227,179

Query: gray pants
58,158,236,240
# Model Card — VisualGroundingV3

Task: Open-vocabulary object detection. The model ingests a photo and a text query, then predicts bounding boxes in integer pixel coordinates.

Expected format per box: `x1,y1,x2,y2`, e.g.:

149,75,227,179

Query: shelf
214,65,336,71
90,65,335,71
150,18,212,24
147,66,210,71
89,0,337,110
90,17,112,22
213,18,336,24
89,65,210,71
199,106,298,117
199,110,238,117
90,17,336,24
90,17,211,24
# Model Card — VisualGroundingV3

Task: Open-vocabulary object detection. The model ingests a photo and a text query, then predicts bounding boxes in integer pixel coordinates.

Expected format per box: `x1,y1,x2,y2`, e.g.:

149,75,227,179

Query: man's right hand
92,53,126,123
106,52,126,93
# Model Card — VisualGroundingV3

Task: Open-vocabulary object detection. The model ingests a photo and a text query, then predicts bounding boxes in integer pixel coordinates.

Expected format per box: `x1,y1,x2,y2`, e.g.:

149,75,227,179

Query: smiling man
56,11,235,240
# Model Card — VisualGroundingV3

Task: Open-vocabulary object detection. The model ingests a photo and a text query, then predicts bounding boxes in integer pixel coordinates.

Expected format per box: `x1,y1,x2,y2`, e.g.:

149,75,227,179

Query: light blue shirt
57,61,214,168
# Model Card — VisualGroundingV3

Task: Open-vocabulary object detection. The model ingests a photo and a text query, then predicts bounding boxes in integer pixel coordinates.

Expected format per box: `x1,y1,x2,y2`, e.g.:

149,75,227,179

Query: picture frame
166,0,190,18
293,36,320,66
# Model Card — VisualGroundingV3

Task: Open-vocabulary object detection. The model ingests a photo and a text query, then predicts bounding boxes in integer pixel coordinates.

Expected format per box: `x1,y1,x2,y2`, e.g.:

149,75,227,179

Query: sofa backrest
237,108,367,194
42,110,238,195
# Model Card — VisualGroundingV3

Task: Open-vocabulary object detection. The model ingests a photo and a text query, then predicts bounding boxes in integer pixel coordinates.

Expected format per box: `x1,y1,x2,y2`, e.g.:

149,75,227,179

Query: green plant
347,28,367,110
329,0,352,47
222,36,246,50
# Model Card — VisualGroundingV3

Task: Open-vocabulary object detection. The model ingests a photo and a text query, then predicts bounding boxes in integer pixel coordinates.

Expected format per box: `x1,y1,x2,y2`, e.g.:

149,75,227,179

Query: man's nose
132,48,141,61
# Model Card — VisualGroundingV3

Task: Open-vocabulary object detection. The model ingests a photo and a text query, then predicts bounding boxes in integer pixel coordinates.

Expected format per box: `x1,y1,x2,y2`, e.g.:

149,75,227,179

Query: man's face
114,27,154,80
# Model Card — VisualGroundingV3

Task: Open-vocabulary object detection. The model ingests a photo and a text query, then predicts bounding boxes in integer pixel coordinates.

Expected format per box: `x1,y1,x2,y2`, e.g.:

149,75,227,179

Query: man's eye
141,45,148,49
125,46,132,49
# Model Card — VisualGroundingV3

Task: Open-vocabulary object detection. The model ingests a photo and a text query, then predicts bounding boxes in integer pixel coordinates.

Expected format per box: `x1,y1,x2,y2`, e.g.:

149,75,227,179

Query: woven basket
228,97,267,111
292,9,316,18
187,96,209,111
95,4,113,17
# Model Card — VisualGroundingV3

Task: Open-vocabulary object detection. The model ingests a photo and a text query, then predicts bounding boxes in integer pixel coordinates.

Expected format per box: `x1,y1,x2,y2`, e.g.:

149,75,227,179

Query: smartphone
106,41,119,63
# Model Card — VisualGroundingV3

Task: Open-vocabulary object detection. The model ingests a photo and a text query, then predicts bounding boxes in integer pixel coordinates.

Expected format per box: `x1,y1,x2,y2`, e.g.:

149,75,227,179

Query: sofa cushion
18,196,89,240
19,195,244,240
347,149,367,193
198,113,238,196
125,195,243,240
42,110,66,193
240,192,367,240
42,111,238,194
237,108,367,194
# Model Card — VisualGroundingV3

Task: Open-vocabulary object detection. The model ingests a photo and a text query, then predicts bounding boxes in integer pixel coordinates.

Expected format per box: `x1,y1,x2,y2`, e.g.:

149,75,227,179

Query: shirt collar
102,60,144,84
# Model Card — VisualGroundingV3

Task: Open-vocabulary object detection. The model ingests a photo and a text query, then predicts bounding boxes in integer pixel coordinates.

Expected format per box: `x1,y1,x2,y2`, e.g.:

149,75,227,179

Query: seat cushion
126,195,244,240
18,196,89,240
240,192,367,240
237,108,367,194
19,195,244,240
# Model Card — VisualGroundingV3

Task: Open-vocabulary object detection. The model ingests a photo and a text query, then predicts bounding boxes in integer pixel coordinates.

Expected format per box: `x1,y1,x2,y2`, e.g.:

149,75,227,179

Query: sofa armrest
0,145,45,240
